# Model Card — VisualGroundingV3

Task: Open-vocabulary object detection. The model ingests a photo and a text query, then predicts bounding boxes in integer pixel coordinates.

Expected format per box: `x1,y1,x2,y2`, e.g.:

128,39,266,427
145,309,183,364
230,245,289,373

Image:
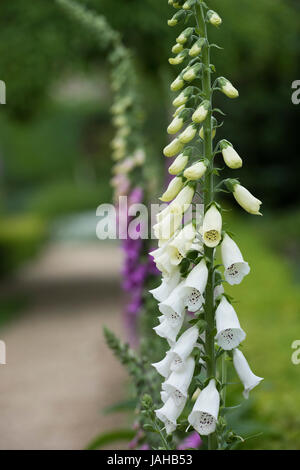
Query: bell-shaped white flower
153,204,183,243
192,100,210,123
168,153,189,175
163,138,184,157
179,124,197,144
218,77,239,98
233,183,262,216
162,356,195,406
158,281,187,325
188,379,220,435
167,115,184,134
221,234,250,285
184,161,207,180
155,396,186,434
149,270,181,302
207,10,222,27
203,204,222,248
220,140,242,169
184,259,208,312
167,223,196,265
154,314,184,343
160,177,184,202
150,243,177,276
171,185,195,212
189,37,205,57
152,349,175,378
233,349,263,399
171,326,199,371
160,390,169,403
215,296,246,350
214,283,224,303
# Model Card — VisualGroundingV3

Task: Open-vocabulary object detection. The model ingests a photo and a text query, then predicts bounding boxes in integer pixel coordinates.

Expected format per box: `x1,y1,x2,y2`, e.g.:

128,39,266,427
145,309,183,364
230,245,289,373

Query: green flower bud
176,27,194,45
182,0,196,10
207,10,222,27
192,100,210,123
218,77,239,98
179,123,197,143
172,43,183,54
182,63,202,82
172,86,193,107
170,75,185,91
189,38,206,57
168,49,188,65
167,10,186,27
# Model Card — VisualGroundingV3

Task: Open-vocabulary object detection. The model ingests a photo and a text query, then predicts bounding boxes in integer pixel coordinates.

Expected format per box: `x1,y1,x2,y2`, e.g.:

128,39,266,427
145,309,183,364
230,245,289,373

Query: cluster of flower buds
149,0,263,442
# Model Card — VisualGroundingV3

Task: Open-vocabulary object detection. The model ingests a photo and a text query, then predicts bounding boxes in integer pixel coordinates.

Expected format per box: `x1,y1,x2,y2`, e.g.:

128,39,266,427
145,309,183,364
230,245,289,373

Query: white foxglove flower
192,100,210,123
218,77,239,98
184,161,207,180
215,296,246,350
160,390,169,403
188,379,220,435
171,185,195,212
233,183,262,215
160,177,184,202
159,281,187,325
150,243,177,276
171,326,199,370
172,87,193,107
162,356,195,405
168,153,189,175
176,27,193,45
184,259,208,312
167,115,184,134
220,140,242,169
178,124,197,143
203,204,222,248
189,38,205,57
149,270,181,302
167,223,196,265
214,283,224,303
233,349,263,399
221,233,250,285
182,63,202,82
154,314,184,343
207,10,222,27
163,138,184,157
153,205,183,243
155,396,186,434
152,350,175,378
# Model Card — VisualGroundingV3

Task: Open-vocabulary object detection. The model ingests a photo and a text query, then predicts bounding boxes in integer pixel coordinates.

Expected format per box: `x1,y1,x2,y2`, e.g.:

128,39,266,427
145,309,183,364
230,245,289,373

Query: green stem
195,0,217,450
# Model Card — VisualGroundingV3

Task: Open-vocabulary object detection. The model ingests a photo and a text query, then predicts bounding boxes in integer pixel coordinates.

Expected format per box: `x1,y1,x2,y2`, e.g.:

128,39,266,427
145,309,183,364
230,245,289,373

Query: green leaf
85,429,135,450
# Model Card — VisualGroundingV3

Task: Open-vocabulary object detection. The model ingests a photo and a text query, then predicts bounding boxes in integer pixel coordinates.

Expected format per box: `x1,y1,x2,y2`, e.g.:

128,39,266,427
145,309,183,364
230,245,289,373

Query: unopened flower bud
168,153,189,175
182,63,202,82
207,10,222,27
167,115,184,134
184,161,207,180
163,138,184,157
220,140,243,169
168,10,186,27
189,38,206,57
172,43,183,54
199,126,216,140
169,49,188,65
218,77,239,98
170,75,185,92
179,123,197,144
176,27,194,45
172,87,193,107
160,177,184,202
182,0,196,10
192,100,210,123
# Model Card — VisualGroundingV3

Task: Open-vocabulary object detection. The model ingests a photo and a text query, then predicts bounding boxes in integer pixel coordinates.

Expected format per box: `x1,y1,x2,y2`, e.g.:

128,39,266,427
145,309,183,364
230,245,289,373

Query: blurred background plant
0,0,299,450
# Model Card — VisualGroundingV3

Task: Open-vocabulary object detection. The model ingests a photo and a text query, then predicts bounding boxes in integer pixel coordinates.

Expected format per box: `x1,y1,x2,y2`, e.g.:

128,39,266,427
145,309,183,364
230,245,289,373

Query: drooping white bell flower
152,349,175,378
149,270,181,302
170,326,199,371
192,100,210,123
233,183,262,216
188,379,220,436
171,185,195,213
153,314,184,343
160,177,184,202
150,243,176,276
155,395,186,434
153,204,183,243
233,348,263,399
218,77,239,98
160,390,169,403
184,259,208,312
203,204,222,248
168,153,189,175
221,233,250,285
162,356,195,406
215,296,246,350
220,140,243,169
158,281,188,325
167,222,196,265
214,283,224,303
